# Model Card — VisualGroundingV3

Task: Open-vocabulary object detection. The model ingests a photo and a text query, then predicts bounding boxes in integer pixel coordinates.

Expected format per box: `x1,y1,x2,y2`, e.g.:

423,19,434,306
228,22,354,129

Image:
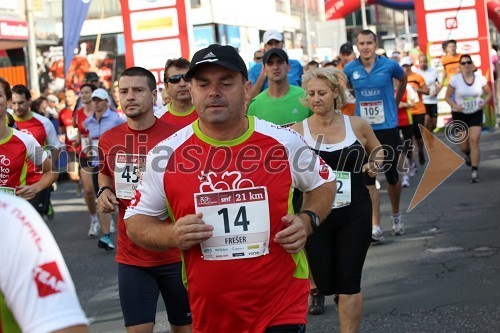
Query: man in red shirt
58,88,80,192
11,85,61,218
124,44,336,333
156,58,198,127
97,67,191,332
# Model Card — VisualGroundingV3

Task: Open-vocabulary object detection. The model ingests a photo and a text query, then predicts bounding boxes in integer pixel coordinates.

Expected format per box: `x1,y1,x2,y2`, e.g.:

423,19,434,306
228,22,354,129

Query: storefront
0,18,28,86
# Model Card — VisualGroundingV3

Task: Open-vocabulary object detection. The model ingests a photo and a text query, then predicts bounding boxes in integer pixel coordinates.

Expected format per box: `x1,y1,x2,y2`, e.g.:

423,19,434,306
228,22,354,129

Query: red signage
415,0,496,127
0,19,28,40
119,0,192,83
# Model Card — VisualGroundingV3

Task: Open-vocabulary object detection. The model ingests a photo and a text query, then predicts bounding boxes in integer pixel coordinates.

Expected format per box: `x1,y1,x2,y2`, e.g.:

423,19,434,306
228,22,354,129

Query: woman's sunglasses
460,61,473,65
167,74,190,84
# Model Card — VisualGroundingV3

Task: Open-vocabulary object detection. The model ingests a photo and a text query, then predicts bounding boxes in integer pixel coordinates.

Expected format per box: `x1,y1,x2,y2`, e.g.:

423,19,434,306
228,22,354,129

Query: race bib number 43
114,154,146,200
194,187,270,261
360,100,385,124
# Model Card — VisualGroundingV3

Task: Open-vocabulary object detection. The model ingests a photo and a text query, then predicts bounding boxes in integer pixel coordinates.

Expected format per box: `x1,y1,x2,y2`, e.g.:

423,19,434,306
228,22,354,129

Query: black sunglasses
166,74,190,84
461,60,473,65
255,56,263,60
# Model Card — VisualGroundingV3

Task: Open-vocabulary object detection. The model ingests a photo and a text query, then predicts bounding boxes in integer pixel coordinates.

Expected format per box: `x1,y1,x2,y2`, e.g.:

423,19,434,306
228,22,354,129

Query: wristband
96,186,114,198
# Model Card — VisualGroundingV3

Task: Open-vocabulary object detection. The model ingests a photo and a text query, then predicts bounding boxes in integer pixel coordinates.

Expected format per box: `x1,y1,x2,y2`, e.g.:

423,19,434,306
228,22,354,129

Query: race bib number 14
194,187,270,261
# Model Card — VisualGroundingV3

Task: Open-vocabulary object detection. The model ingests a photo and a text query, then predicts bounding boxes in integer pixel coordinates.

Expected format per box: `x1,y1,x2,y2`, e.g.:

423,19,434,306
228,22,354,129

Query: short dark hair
307,60,319,67
12,84,31,100
442,39,457,50
119,66,157,91
80,83,96,92
31,97,47,114
0,76,12,101
164,58,190,83
357,29,377,42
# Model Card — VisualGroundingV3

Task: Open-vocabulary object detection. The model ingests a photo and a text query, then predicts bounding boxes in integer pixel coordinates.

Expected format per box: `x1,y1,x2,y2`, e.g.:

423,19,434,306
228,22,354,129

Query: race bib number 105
194,187,270,261
360,100,385,124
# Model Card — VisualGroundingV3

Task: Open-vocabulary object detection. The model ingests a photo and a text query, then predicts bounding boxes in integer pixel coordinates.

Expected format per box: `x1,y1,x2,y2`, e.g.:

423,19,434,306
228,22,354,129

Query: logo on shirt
353,71,361,80
33,261,66,297
360,89,381,97
198,171,255,192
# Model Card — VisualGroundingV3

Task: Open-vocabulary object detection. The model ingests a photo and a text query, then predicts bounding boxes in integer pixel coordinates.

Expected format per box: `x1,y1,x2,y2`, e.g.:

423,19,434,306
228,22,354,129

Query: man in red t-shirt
11,85,61,217
156,58,198,127
97,67,191,333
124,45,336,333
58,88,80,190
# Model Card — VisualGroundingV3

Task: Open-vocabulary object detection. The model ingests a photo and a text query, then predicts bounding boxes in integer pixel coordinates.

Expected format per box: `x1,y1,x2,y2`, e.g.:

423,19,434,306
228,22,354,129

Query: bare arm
97,173,118,213
125,213,213,251
16,158,58,200
249,67,267,100
395,73,407,106
479,83,493,108
274,181,335,253
444,85,463,111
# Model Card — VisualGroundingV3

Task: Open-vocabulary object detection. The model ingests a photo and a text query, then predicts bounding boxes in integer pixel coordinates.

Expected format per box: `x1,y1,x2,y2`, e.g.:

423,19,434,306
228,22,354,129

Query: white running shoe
375,179,381,190
402,175,410,188
409,162,416,178
88,220,101,237
391,214,405,236
109,216,117,234
371,225,385,243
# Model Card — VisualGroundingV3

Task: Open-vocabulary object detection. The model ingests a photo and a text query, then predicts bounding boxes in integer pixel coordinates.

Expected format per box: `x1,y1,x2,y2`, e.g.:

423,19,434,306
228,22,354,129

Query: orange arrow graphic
408,125,464,212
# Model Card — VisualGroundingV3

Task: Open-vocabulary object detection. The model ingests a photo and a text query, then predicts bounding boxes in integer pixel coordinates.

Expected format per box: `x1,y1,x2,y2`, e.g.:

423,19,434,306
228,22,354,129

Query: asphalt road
48,129,500,333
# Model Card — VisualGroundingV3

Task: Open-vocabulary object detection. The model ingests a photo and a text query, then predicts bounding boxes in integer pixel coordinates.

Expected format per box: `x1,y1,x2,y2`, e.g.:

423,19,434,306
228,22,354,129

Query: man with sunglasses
157,58,198,127
84,88,125,251
97,67,191,333
249,30,304,99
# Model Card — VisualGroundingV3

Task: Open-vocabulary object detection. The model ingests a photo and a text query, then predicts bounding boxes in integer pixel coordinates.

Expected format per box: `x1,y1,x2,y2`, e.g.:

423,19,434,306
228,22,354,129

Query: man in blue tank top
344,29,407,242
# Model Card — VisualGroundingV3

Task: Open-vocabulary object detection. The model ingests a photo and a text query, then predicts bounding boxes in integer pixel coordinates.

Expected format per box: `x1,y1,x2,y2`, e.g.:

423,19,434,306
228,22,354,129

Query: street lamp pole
361,0,368,29
26,0,39,92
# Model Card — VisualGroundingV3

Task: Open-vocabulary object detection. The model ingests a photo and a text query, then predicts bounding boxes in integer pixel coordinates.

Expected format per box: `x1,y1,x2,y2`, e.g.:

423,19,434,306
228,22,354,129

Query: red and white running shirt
0,128,47,193
125,116,335,333
13,112,61,184
99,119,182,267
0,193,88,333
156,103,198,128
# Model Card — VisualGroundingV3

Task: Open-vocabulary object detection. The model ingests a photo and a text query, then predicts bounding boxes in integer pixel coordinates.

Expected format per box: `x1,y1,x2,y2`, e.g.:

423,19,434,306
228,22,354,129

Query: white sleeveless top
301,115,359,152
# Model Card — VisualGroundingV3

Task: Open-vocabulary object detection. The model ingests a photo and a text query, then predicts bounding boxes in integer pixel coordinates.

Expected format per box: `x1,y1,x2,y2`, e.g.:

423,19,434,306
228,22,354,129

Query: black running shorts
451,110,483,128
424,103,438,118
365,128,401,186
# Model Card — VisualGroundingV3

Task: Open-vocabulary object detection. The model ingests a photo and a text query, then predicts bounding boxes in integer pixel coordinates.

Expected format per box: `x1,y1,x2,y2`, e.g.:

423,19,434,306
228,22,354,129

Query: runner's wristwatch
299,210,320,231
97,186,114,198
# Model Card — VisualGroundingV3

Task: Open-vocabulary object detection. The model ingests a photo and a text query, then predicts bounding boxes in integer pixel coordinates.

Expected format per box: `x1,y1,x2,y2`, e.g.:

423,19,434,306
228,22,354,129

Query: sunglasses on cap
166,74,190,84
460,60,473,65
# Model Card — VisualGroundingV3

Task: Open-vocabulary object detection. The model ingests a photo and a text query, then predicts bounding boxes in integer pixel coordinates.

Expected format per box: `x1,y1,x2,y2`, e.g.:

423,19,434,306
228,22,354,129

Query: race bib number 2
360,100,385,124
194,187,270,261
333,171,351,208
114,154,146,199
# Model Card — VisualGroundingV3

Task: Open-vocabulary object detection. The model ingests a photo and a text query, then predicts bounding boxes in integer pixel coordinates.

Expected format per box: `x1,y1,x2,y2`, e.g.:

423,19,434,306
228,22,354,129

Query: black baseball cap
339,43,354,55
85,72,99,82
185,44,248,80
263,48,289,64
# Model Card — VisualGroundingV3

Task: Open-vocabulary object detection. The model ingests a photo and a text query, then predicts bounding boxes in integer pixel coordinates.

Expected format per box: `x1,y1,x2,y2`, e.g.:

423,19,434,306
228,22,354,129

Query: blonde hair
300,68,347,111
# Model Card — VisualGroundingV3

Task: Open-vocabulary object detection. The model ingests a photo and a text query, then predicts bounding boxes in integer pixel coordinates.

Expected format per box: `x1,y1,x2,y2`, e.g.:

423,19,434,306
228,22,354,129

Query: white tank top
301,115,359,152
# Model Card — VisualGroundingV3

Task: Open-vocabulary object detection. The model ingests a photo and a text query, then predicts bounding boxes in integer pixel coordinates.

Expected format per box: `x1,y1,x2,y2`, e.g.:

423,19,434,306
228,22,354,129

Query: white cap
400,56,413,67
263,30,283,44
91,88,109,100
47,94,58,103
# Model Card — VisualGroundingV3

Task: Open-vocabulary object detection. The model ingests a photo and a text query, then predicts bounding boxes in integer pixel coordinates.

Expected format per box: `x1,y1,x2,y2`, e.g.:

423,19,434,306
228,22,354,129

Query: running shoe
371,225,385,243
391,214,405,236
375,179,381,190
98,235,115,251
465,154,471,167
471,170,480,183
308,289,325,315
51,182,58,192
109,216,117,234
409,161,417,178
402,175,410,188
46,203,55,221
88,220,100,237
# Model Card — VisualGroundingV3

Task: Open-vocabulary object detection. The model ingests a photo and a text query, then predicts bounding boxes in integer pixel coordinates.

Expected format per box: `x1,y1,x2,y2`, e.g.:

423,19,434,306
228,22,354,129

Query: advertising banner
119,0,192,83
414,0,496,128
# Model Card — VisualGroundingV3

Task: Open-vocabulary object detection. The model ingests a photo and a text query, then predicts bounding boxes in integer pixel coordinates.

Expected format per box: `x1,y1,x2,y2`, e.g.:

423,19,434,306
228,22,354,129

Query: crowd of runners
0,27,494,333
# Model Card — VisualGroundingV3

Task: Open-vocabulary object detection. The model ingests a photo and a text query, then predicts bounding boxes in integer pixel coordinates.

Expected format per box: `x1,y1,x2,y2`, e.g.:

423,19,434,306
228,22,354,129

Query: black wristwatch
97,186,114,198
299,210,320,231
